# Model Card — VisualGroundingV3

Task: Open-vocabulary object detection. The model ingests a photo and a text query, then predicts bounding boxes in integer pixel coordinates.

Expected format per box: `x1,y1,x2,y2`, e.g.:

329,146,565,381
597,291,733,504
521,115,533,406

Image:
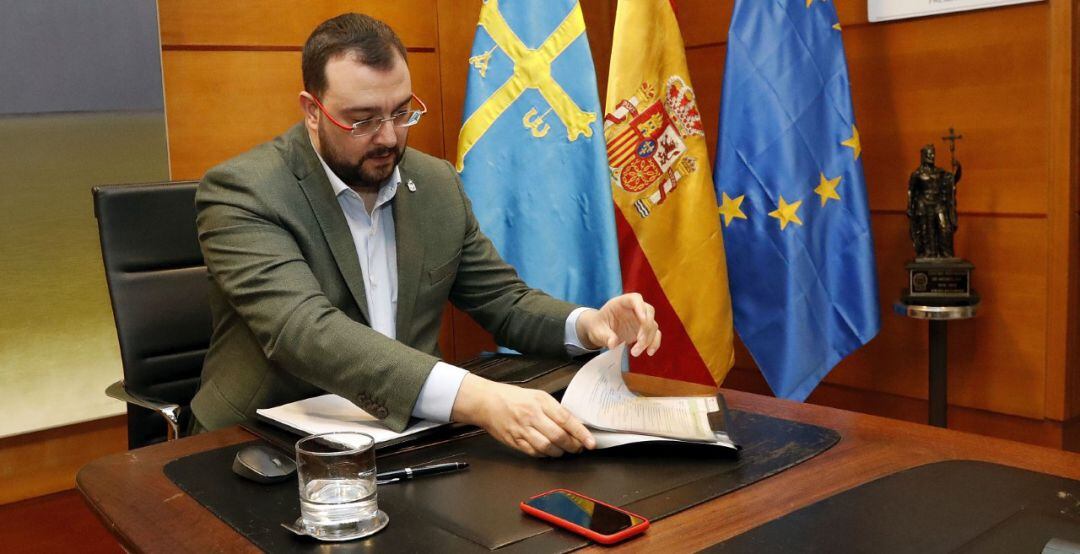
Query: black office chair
93,181,210,448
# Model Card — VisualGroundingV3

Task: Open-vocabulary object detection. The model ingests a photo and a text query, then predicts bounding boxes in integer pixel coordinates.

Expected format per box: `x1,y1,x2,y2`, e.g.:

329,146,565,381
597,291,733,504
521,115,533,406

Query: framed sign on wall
868,0,1044,22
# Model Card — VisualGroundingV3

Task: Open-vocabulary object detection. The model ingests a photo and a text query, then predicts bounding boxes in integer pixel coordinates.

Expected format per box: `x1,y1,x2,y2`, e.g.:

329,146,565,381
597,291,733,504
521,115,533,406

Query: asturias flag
605,0,735,394
714,0,880,400
457,0,621,310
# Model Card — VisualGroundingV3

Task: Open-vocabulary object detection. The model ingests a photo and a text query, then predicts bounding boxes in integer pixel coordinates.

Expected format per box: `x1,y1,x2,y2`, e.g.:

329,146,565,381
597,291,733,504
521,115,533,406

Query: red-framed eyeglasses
310,93,428,137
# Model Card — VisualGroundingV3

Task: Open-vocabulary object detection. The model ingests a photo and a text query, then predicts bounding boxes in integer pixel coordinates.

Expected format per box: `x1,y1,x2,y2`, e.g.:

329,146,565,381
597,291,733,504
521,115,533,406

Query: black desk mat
707,460,1080,554
164,410,838,553
467,354,580,384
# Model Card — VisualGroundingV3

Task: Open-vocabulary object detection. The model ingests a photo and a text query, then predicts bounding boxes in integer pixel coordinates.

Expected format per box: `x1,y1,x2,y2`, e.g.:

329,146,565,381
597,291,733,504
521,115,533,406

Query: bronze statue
902,129,976,306
908,140,962,259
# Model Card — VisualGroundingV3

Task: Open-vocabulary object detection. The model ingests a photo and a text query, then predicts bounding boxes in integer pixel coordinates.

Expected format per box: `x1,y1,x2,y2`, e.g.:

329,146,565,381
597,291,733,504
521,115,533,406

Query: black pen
376,461,469,484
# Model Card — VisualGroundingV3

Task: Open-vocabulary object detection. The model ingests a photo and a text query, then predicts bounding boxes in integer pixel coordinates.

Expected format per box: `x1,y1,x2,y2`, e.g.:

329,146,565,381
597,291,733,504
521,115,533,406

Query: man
190,13,661,457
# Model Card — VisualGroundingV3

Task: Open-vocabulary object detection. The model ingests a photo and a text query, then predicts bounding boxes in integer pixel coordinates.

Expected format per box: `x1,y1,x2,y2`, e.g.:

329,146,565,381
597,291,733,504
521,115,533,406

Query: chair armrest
106,381,183,441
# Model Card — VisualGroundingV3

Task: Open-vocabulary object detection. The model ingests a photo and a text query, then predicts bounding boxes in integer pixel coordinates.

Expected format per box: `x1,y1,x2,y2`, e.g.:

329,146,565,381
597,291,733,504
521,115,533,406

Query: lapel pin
406,179,417,192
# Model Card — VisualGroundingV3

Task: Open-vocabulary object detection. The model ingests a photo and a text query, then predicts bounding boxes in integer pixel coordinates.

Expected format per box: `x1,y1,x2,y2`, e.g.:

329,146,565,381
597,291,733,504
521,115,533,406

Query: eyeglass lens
351,110,423,136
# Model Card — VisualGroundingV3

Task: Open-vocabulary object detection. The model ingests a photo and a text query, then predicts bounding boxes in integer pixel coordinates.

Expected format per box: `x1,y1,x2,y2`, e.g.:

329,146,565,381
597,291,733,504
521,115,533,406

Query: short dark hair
302,13,407,96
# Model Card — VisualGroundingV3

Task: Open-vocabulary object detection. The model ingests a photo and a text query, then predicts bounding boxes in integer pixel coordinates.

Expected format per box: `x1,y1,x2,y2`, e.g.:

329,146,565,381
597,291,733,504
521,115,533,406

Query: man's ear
298,92,319,132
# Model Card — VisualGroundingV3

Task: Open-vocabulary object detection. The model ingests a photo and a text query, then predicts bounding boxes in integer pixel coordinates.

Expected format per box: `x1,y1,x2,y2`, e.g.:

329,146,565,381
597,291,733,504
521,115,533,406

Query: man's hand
575,293,661,357
451,374,595,457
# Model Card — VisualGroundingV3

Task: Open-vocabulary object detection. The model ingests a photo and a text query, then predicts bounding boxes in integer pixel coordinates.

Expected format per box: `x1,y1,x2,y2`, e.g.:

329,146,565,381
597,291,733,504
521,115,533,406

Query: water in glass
300,472,378,538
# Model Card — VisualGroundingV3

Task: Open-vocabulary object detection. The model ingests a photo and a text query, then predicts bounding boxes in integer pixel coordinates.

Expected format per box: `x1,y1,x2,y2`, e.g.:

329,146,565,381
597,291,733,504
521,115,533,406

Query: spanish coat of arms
604,76,705,218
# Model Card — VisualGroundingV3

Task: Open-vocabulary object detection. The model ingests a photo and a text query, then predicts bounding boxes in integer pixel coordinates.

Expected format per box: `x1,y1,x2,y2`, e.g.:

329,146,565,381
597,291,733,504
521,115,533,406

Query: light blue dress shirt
314,149,591,422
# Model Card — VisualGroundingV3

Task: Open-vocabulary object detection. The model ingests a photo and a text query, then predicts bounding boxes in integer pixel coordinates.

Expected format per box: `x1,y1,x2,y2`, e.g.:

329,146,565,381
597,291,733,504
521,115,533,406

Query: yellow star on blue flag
718,192,747,227
815,173,842,206
768,195,803,230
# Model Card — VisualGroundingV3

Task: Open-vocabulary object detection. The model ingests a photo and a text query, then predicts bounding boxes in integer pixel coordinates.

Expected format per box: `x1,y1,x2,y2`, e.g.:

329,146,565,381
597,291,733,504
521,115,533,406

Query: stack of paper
257,346,736,451
256,394,443,447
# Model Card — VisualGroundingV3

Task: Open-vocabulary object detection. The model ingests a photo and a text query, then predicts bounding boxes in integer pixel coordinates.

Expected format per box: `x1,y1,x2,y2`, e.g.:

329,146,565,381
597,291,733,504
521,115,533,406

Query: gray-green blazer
191,123,577,432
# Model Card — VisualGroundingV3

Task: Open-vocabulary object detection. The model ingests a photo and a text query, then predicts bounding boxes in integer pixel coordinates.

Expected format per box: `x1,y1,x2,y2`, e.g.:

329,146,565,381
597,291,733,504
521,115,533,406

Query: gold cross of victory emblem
456,0,597,171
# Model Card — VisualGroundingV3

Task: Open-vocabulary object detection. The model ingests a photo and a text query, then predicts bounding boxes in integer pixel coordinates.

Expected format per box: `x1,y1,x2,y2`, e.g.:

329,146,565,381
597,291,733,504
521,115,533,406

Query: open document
561,346,738,450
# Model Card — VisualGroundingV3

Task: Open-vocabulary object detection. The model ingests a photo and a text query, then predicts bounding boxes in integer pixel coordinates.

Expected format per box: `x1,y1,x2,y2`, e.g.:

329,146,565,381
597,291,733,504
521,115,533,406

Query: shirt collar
312,138,401,205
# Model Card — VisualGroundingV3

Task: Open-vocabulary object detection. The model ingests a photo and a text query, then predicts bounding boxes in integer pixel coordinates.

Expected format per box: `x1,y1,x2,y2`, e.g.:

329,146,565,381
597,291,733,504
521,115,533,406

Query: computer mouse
232,444,297,484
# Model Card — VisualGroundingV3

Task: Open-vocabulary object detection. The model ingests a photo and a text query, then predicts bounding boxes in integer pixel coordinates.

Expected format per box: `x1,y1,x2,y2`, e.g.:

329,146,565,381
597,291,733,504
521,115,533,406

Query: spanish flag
604,0,734,395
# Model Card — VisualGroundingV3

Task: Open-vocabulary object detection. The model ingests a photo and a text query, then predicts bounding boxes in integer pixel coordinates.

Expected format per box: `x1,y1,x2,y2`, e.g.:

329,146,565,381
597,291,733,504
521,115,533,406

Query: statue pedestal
893,301,979,428
902,258,978,307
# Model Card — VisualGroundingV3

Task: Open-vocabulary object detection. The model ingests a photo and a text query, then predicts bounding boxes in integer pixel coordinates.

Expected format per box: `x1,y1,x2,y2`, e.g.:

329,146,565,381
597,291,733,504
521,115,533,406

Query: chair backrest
93,181,210,448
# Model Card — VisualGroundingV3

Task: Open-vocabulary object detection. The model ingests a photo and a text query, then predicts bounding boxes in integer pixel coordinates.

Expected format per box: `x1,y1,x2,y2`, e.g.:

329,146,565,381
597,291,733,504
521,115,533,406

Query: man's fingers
647,328,662,356
534,397,586,453
524,427,565,457
593,325,620,350
632,297,654,324
632,324,648,356
477,384,591,457
533,416,582,454
631,318,659,357
544,402,595,450
564,417,596,450
617,295,656,357
513,436,540,457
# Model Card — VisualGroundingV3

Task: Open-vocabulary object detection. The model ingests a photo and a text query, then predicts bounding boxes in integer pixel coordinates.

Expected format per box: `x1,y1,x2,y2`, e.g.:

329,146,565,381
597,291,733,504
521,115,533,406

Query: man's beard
318,124,405,190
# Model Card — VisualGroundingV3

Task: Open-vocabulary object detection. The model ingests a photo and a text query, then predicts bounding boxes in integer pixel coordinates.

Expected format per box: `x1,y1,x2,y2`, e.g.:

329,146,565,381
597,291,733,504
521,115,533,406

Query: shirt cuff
411,361,469,422
565,306,598,356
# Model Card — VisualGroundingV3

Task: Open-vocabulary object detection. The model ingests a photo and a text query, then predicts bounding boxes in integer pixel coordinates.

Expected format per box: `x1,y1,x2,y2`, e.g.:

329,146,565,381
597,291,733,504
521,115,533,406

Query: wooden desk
77,389,1080,553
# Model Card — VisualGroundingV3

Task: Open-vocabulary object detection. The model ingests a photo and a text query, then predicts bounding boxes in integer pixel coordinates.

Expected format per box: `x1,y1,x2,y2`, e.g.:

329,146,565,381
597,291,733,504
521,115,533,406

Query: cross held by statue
941,127,963,169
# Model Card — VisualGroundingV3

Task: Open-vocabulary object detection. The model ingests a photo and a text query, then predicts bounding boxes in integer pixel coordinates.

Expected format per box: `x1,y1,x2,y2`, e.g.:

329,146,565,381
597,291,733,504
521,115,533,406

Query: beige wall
0,112,169,438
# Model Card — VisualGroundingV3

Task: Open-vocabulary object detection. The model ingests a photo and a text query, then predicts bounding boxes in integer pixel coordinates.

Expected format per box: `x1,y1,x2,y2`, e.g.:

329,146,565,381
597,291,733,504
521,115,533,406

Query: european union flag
713,0,880,400
456,0,621,309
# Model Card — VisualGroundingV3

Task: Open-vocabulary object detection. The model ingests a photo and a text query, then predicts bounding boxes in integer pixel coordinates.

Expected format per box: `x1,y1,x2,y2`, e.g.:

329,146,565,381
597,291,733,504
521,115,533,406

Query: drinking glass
295,432,388,540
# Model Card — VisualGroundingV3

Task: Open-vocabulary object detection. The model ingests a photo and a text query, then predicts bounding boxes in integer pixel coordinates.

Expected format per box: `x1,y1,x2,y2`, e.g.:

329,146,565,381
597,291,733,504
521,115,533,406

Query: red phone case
520,488,650,545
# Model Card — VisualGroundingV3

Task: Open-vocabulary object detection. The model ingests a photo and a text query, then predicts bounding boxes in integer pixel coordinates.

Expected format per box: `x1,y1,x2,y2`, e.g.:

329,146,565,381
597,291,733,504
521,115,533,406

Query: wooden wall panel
674,0,732,47
845,5,1050,216
1045,0,1080,422
163,51,301,180
434,0,478,161
163,52,444,180
948,215,1047,417
159,0,437,48
401,53,446,158
828,214,1048,418
684,45,725,163
0,416,125,505
582,0,616,107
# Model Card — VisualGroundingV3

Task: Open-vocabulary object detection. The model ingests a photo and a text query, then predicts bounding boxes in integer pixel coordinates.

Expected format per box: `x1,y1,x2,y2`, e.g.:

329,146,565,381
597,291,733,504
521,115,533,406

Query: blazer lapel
393,157,424,344
284,125,370,323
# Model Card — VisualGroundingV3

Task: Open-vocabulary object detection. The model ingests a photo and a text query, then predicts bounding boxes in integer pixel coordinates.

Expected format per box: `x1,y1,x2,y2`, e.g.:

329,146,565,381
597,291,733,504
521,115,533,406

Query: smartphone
520,489,649,544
